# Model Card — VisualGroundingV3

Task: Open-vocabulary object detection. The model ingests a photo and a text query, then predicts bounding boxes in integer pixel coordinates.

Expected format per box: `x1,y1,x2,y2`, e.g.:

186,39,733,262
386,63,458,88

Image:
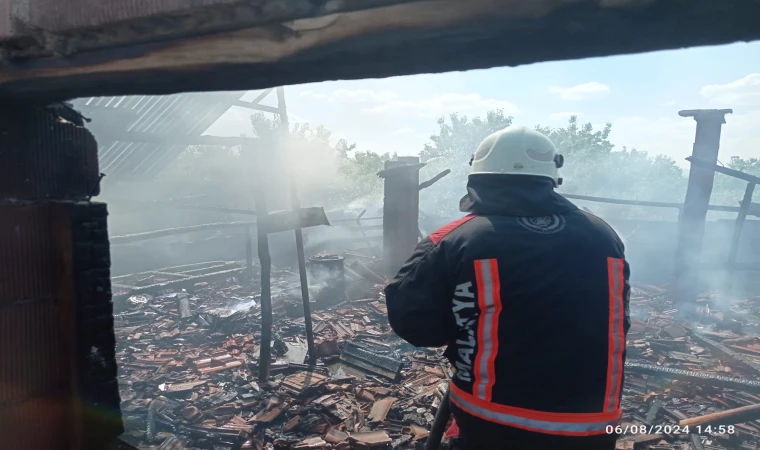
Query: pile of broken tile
115,267,760,450
621,285,760,450
116,261,449,450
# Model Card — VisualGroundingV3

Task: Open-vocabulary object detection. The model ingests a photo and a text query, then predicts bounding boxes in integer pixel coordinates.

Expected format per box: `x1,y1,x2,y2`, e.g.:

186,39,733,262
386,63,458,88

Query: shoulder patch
429,214,477,244
516,214,566,234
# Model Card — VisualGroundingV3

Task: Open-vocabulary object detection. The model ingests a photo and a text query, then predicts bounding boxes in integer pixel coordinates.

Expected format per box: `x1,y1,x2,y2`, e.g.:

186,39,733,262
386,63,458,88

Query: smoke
81,92,758,300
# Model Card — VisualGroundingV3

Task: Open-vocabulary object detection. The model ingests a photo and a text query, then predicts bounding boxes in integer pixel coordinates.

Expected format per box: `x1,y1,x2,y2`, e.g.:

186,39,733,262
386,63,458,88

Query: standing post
726,182,756,292
250,144,273,382
674,109,732,307
245,226,253,278
276,87,317,366
728,183,756,268
379,157,424,277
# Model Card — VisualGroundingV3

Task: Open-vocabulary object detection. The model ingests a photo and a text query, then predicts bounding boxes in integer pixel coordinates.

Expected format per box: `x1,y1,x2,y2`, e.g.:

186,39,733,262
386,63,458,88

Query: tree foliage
419,110,514,213
162,110,757,221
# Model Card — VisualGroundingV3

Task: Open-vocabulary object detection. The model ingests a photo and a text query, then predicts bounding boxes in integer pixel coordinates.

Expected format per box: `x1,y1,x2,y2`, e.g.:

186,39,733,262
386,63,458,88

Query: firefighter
384,126,630,450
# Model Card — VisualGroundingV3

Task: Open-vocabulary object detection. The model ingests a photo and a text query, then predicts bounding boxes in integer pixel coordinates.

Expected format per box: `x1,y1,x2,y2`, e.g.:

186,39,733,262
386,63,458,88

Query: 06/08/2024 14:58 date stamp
606,424,736,436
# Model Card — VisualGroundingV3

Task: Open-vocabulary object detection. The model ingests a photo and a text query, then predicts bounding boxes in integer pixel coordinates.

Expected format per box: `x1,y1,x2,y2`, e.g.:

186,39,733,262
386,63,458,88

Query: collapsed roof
0,0,759,99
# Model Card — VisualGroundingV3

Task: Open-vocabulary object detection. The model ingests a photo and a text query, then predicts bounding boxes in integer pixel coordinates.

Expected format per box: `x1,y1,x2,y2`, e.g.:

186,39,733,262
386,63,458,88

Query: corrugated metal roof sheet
71,91,247,182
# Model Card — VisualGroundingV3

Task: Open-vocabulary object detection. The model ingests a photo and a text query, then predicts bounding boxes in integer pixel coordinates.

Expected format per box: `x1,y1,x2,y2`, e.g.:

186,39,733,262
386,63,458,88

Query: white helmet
469,126,564,186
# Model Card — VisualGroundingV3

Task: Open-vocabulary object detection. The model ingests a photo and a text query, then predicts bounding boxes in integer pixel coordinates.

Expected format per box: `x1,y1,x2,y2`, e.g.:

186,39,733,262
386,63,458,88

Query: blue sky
206,41,760,167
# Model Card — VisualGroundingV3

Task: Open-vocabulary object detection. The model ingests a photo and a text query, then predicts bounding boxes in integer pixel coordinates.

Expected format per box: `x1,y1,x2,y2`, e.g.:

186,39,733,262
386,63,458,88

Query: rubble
620,286,760,449
115,258,760,450
116,255,451,450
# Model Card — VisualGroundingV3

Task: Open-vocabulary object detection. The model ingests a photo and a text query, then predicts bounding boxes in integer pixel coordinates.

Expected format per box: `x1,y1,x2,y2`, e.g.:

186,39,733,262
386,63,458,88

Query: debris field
114,258,760,450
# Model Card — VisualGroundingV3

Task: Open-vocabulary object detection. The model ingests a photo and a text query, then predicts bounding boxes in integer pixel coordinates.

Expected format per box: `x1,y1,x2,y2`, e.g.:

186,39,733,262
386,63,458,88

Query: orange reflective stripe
473,259,502,401
604,257,626,413
450,384,621,436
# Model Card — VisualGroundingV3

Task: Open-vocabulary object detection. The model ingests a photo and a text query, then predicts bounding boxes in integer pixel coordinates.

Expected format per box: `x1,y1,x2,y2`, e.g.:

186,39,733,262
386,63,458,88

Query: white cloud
609,110,760,166
701,73,760,106
549,111,583,120
661,100,676,107
300,89,519,118
549,82,611,101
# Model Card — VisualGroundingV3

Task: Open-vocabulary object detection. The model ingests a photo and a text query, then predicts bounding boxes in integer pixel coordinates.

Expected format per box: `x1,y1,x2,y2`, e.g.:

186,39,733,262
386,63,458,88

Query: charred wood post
673,109,732,306
245,226,254,279
379,157,425,276
685,157,760,292
0,102,122,450
250,144,273,382
276,87,317,366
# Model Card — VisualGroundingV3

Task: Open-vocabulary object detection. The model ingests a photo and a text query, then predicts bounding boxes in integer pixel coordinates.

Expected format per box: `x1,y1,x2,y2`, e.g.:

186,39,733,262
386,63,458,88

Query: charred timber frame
251,143,274,382
276,87,318,367
379,157,424,276
685,156,760,288
241,88,317,380
1,1,760,99
673,109,732,306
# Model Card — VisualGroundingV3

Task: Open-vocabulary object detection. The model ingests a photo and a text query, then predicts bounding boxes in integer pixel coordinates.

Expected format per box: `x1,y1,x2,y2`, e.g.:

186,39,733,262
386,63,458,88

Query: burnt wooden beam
418,169,451,191
275,87,317,367
0,0,760,99
727,183,755,274
109,221,258,245
680,403,760,428
686,156,760,186
380,157,422,276
252,145,273,383
673,109,732,306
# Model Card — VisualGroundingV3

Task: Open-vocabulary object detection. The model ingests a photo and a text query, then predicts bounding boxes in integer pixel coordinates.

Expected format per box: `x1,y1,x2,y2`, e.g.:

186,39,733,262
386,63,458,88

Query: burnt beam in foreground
0,0,760,98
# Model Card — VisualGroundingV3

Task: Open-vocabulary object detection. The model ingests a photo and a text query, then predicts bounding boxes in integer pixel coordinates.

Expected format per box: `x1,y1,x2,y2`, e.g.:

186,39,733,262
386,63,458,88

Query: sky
205,41,760,168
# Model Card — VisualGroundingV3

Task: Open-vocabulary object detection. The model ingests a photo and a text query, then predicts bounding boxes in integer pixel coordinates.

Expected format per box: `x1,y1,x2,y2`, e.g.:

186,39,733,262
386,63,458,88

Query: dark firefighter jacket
384,175,631,437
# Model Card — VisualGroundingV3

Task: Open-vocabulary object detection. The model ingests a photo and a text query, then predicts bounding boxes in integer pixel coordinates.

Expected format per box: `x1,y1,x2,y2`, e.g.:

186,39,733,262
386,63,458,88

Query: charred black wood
646,398,663,425
625,362,760,393
110,221,257,244
418,169,451,191
688,332,760,376
277,87,317,367
341,342,403,382
674,110,733,305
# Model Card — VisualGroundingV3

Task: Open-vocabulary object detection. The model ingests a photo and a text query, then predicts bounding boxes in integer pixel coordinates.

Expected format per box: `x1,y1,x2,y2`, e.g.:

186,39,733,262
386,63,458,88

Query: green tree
248,112,393,209
421,113,689,219
710,156,760,210
419,109,514,213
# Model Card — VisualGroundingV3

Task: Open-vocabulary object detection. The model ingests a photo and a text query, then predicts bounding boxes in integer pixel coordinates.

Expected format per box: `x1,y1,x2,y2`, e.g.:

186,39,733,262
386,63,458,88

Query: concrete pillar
0,102,122,450
380,157,422,277
673,109,732,306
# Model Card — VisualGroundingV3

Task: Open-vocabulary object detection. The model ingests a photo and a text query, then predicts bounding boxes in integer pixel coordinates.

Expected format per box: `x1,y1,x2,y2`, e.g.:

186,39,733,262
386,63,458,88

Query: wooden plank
0,0,759,98
680,403,760,428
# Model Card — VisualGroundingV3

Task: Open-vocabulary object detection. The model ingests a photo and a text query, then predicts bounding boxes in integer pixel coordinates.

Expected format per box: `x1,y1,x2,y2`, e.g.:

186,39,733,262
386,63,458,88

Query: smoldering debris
115,259,760,450
620,285,760,450
115,253,453,450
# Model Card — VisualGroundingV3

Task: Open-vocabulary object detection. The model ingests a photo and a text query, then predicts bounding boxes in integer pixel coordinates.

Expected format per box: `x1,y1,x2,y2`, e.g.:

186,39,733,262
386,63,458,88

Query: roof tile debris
116,257,760,449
